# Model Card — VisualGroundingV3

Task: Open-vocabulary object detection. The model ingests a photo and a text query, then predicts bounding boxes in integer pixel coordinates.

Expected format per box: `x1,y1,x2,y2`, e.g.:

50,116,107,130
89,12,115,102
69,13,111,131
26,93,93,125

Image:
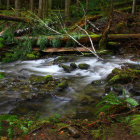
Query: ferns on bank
129,115,140,136
96,90,139,115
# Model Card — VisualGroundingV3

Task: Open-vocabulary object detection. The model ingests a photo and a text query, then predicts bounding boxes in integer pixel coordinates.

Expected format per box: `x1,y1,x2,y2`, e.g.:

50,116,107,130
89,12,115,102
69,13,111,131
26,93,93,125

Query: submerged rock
78,63,90,70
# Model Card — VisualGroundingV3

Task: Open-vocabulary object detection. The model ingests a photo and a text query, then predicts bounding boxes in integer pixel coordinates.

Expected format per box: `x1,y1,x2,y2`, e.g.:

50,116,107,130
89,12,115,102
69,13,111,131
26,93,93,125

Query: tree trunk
38,0,43,18
15,0,21,17
48,0,52,9
76,0,79,7
43,0,49,18
30,0,34,12
86,0,89,15
65,0,71,18
99,0,114,50
7,0,10,10
132,0,136,14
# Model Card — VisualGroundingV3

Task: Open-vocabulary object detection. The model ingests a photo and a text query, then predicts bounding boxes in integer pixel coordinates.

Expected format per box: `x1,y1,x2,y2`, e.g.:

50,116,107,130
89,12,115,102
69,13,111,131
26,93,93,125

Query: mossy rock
70,63,77,70
61,64,71,73
78,63,90,70
107,68,140,85
29,75,46,84
57,81,68,90
113,84,124,94
26,51,41,59
26,54,36,59
44,75,53,83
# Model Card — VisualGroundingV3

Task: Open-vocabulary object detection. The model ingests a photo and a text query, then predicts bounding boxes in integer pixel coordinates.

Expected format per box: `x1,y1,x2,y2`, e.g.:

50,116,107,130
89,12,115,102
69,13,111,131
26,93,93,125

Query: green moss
61,64,71,73
99,38,107,50
0,73,4,79
108,68,140,85
44,75,53,83
90,34,101,38
26,54,36,59
129,115,140,136
78,63,90,70
57,81,68,90
29,75,46,84
108,42,118,46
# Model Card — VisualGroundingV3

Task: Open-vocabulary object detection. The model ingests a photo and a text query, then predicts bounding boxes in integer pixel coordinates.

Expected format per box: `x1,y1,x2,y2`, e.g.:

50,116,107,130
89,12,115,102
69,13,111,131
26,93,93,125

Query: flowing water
0,55,140,118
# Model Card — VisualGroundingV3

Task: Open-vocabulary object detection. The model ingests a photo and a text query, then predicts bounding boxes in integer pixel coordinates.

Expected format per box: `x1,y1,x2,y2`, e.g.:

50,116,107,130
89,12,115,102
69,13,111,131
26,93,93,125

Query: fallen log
108,34,140,40
16,34,140,44
33,47,92,53
0,14,30,23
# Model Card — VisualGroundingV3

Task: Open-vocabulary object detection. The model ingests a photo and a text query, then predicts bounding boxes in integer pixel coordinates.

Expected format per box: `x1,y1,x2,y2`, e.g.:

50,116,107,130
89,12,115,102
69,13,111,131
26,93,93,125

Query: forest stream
0,55,140,119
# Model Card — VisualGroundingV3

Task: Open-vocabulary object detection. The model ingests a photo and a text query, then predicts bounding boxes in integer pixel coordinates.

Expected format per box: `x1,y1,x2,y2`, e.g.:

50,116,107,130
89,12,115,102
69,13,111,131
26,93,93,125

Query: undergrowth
129,115,140,136
37,36,49,50
0,115,33,139
96,90,139,115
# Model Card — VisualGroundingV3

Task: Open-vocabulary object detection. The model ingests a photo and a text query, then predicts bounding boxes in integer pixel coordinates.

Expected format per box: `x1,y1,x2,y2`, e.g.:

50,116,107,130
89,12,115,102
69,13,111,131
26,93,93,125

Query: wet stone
78,63,90,70
70,63,77,70
61,64,71,73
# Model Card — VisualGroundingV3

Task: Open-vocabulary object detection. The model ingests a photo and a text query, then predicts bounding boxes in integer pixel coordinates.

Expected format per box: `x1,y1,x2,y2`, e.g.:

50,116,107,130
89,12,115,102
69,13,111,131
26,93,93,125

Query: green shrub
37,36,49,50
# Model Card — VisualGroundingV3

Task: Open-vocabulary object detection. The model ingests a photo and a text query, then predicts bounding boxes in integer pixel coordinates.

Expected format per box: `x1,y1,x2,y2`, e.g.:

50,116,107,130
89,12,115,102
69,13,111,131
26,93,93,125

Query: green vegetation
0,38,4,48
96,90,138,115
129,115,140,136
37,36,49,50
44,75,53,83
57,81,68,90
0,115,33,139
108,68,140,85
0,73,4,79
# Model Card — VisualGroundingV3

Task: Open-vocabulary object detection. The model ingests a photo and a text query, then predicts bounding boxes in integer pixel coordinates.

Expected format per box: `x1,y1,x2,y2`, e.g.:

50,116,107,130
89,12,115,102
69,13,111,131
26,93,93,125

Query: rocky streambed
0,55,140,119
